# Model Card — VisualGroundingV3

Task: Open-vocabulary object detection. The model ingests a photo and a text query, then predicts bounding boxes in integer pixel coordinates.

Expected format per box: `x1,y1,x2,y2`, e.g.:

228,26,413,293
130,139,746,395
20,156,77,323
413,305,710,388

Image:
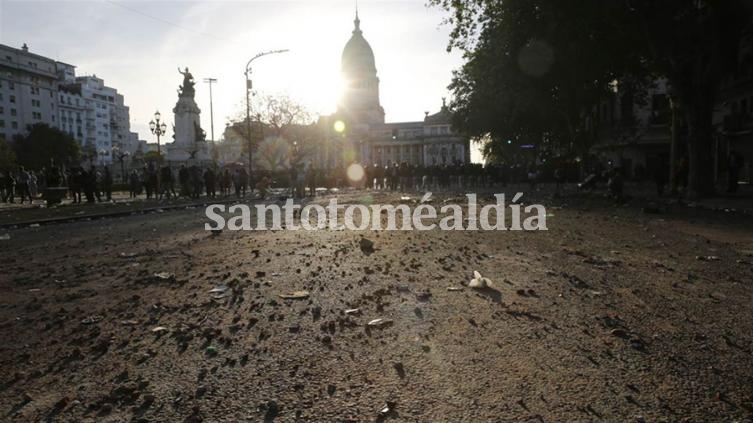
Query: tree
432,1,645,166
226,94,315,167
430,0,752,198
0,137,16,170
12,123,80,170
626,1,752,197
142,151,164,164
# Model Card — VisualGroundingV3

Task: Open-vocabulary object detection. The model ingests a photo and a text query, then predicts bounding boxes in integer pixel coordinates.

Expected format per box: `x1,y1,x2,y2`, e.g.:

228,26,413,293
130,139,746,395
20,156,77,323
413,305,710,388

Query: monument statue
178,67,195,98
168,65,209,163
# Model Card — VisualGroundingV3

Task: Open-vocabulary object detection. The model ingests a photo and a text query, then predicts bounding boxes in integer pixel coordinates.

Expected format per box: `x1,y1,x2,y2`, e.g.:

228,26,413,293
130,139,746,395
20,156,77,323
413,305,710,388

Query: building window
0,120,4,128
9,95,15,104
11,121,18,129
31,99,40,107
32,112,41,120
8,82,14,90
0,106,3,114
10,109,16,117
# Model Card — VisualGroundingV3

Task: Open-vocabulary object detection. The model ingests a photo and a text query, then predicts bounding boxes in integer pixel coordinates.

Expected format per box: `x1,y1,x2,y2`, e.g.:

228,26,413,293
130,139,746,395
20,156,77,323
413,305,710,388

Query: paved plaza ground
0,187,752,422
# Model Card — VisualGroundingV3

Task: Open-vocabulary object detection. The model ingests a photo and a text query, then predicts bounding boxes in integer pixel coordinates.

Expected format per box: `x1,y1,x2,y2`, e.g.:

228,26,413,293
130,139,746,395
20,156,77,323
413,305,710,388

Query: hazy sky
0,0,464,145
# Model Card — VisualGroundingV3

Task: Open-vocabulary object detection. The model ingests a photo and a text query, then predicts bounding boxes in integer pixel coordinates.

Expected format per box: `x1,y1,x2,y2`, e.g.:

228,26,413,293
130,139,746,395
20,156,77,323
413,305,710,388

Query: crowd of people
128,164,250,201
0,164,113,204
288,162,525,198
1,152,746,205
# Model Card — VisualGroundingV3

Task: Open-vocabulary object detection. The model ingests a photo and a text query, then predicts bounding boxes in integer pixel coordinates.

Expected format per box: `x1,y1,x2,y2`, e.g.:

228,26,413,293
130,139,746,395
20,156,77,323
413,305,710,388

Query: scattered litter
447,286,464,292
359,237,375,254
206,345,218,356
0,234,10,240
469,270,491,289
696,255,720,261
29,223,40,228
27,288,40,292
278,290,310,300
344,308,361,315
81,315,103,325
121,320,139,325
153,272,175,281
367,318,393,328
151,326,168,333
399,196,411,202
209,285,229,299
119,252,138,258
378,401,397,417
209,285,228,294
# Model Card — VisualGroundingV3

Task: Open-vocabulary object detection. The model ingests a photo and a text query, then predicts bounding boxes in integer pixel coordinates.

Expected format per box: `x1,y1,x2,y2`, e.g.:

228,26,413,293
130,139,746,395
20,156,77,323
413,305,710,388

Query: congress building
313,12,471,169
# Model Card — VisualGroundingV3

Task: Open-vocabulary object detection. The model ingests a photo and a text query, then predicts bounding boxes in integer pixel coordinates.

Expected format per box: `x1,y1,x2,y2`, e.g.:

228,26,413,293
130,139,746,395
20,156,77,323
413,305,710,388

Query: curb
0,197,253,230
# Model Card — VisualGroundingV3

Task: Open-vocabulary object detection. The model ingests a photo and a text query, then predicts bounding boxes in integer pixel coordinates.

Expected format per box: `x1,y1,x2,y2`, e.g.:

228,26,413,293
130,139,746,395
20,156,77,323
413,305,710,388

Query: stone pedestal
166,94,210,163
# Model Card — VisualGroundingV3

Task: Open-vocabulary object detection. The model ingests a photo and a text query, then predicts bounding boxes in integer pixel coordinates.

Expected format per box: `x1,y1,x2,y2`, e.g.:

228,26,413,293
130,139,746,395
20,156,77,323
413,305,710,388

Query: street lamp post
203,78,217,142
245,49,289,191
149,110,168,156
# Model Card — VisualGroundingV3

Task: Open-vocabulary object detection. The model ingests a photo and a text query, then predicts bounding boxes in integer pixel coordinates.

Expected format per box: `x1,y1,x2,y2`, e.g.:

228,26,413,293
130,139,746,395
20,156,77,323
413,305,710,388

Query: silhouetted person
204,168,216,199
102,167,113,201
607,167,624,202
129,170,140,198
178,165,190,198
16,166,32,204
239,168,248,197
160,166,175,199
1,170,15,203
82,169,96,203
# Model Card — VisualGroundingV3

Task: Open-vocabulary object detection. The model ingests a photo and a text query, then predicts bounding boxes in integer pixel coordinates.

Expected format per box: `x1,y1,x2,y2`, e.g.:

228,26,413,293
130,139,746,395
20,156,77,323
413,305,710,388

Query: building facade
0,43,59,142
314,13,470,169
0,43,141,166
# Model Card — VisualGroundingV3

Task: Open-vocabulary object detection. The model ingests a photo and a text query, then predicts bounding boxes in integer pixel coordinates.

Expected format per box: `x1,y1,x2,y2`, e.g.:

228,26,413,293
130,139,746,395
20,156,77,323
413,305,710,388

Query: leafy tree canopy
430,0,752,197
12,123,80,170
0,137,16,171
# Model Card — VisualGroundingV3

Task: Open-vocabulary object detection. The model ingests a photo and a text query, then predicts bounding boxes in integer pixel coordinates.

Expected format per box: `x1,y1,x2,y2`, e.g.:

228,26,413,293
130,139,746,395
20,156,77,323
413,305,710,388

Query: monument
167,67,210,163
